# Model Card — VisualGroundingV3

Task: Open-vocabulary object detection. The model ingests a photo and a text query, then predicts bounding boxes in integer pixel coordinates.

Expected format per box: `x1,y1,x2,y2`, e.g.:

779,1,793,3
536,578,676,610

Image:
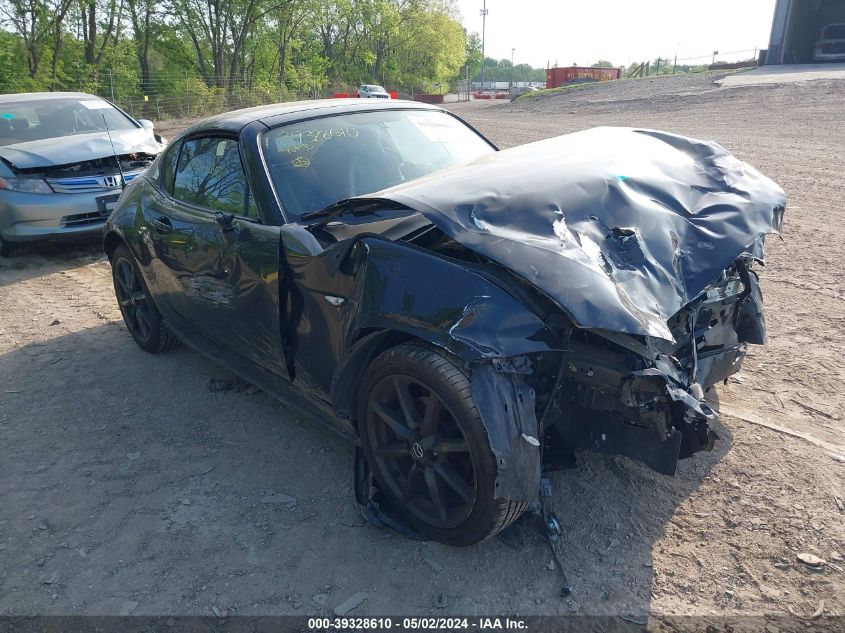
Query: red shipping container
545,66,621,89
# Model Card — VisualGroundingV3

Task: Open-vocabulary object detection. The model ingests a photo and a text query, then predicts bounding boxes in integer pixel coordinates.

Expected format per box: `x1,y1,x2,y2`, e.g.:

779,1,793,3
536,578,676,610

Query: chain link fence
3,71,366,122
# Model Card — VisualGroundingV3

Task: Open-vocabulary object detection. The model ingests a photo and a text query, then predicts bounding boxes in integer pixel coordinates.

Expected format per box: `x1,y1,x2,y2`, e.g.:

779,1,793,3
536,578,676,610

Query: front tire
358,344,526,545
110,244,179,354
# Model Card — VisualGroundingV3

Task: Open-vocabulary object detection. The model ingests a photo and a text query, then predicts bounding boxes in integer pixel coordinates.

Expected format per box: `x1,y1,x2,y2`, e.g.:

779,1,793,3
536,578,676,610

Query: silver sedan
0,92,165,256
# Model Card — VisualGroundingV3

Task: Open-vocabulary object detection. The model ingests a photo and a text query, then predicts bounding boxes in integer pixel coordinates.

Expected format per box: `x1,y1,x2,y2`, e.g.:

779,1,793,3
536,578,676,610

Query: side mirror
138,119,155,131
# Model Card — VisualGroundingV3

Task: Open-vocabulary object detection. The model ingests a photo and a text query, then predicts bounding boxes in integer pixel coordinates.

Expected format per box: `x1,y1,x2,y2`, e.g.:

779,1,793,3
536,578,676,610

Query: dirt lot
1,73,844,623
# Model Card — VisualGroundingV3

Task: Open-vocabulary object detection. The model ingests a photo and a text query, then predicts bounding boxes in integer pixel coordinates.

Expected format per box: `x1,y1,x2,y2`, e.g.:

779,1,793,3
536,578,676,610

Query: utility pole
510,48,515,91
480,1,488,89
465,63,470,101
674,42,679,75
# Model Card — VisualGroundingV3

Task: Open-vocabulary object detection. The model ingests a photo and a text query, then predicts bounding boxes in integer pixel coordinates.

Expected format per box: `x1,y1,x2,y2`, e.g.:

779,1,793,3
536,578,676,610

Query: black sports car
104,99,786,545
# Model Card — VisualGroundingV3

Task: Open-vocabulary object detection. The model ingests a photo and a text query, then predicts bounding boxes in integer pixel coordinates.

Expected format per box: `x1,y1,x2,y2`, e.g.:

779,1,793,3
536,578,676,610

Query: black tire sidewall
358,344,501,546
111,245,163,353
0,237,13,258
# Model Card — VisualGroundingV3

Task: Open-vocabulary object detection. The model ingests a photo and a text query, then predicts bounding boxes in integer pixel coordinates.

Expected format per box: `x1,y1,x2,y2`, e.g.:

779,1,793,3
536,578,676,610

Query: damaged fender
469,361,541,504
332,237,561,504
344,238,563,359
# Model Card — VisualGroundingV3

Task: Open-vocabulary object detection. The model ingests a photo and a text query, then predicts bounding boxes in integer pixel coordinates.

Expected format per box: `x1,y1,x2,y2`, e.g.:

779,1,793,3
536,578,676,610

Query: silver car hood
0,128,162,170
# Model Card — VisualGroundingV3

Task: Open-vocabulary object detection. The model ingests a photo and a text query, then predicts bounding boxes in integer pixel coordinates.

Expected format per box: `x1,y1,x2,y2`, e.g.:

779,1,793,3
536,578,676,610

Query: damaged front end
357,126,786,483
16,153,157,191
537,251,768,476
443,244,771,485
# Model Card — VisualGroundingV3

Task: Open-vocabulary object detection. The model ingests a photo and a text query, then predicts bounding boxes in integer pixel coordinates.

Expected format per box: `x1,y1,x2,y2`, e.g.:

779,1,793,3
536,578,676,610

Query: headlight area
0,176,53,194
527,257,768,477
529,335,718,477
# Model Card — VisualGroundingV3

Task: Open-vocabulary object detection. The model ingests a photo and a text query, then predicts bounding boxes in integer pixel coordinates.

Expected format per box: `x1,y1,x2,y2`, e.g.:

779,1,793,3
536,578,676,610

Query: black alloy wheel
110,244,179,353
114,255,154,343
366,373,476,529
359,344,527,545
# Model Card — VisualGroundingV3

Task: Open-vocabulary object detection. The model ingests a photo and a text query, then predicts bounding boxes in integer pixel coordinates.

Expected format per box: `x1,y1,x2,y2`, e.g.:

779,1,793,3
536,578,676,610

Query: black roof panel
183,98,444,135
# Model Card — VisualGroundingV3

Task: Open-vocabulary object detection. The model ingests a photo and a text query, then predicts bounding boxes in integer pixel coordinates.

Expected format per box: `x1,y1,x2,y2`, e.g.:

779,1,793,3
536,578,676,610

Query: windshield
0,97,137,146
263,109,495,219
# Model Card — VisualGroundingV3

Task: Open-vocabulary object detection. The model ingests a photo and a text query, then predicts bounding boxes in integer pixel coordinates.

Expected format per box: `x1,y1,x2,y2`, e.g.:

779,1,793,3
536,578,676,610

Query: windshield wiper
300,197,411,227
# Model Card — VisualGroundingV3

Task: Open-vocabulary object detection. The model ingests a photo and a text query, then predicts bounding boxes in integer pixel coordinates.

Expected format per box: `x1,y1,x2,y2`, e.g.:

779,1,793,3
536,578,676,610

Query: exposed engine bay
7,153,157,179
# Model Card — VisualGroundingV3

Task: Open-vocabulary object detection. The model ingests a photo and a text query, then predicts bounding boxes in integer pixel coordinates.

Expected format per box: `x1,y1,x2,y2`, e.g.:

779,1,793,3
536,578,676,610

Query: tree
168,0,266,88
0,0,473,98
126,0,156,93
47,0,74,85
79,0,122,69
463,30,480,77
591,59,613,68
392,2,465,90
0,0,50,77
267,0,310,85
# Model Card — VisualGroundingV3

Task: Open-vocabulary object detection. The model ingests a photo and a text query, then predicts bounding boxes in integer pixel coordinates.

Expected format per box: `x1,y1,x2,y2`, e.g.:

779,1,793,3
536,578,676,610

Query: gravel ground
1,73,843,624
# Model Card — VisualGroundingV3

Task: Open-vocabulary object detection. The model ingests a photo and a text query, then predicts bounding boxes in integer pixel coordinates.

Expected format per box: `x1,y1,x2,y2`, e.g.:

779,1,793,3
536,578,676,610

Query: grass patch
514,82,595,102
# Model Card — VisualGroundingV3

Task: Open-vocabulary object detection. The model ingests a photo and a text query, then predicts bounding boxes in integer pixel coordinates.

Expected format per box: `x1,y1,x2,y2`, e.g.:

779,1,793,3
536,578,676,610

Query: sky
454,0,778,68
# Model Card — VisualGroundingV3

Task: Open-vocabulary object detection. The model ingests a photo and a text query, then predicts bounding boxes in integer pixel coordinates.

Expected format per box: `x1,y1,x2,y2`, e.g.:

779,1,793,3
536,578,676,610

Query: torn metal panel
361,127,786,342
328,237,550,502
470,361,541,504
327,236,565,428
550,337,718,475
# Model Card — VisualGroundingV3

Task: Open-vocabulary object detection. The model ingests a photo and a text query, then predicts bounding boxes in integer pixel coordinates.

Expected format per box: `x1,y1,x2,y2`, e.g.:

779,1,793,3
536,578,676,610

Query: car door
146,133,285,375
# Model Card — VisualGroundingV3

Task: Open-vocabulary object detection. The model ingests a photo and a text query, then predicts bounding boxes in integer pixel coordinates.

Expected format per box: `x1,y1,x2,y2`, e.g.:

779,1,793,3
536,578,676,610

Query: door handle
151,215,173,233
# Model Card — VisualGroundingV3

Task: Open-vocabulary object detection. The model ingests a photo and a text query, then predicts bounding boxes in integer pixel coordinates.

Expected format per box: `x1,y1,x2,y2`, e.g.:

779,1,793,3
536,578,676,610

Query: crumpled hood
0,128,162,169
368,127,786,342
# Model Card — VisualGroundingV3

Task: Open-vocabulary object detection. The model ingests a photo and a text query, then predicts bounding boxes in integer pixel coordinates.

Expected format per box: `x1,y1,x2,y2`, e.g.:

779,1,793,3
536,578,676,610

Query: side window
155,140,180,193
172,136,259,220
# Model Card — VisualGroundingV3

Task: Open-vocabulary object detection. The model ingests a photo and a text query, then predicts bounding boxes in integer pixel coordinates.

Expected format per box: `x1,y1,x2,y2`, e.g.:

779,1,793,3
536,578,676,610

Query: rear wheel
358,344,526,545
110,245,179,353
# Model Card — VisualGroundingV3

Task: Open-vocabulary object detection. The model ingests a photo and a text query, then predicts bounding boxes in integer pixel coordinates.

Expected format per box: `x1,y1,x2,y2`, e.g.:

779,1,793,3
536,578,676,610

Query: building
766,0,845,64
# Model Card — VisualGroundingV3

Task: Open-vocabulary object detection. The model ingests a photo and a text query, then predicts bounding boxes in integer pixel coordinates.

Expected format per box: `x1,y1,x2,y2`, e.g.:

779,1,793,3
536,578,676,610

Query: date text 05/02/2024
307,617,528,630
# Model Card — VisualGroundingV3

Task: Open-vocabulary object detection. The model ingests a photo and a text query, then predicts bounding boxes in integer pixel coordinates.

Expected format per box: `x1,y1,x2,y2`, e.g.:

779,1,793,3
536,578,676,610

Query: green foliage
473,57,545,83
514,81,594,101
464,31,481,77
393,5,465,90
0,0,468,105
